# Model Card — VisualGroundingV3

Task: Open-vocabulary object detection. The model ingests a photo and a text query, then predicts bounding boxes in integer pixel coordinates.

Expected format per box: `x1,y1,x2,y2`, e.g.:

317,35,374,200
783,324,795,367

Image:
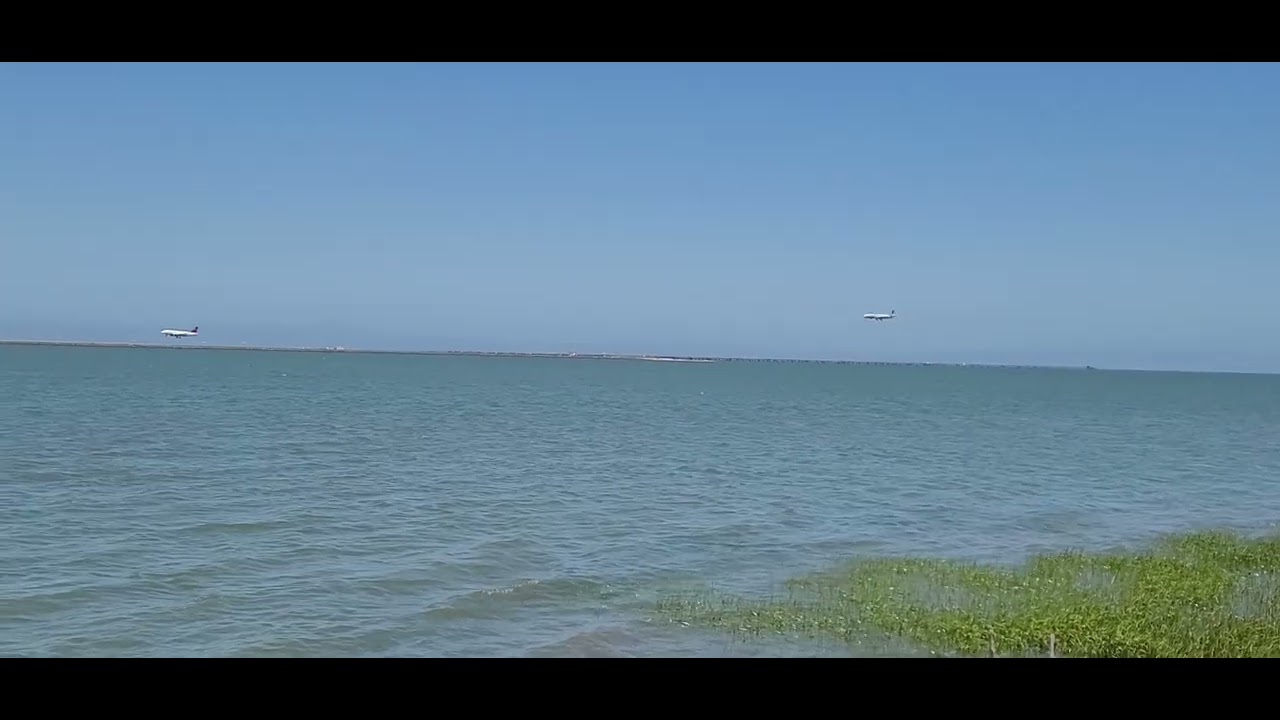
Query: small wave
526,626,640,657
179,520,291,535
424,577,616,621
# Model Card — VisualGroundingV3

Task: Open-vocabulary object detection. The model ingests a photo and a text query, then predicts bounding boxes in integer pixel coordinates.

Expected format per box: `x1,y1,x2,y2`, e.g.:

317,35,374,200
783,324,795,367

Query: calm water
2,344,1279,657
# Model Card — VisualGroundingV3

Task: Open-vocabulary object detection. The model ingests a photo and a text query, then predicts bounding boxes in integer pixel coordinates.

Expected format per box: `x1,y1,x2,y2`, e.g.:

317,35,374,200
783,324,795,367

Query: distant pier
0,338,1095,371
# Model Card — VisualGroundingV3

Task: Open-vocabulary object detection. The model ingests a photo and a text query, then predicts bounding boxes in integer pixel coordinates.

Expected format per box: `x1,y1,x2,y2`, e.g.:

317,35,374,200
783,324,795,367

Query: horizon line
1,337,1274,377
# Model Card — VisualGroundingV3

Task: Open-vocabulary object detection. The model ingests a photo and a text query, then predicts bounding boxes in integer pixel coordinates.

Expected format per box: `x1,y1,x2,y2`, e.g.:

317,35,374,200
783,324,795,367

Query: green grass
657,529,1280,657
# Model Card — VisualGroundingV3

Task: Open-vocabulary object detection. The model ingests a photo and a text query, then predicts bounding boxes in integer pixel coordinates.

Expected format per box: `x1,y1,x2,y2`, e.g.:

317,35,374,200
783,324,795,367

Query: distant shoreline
4,338,1273,375
0,337,1099,371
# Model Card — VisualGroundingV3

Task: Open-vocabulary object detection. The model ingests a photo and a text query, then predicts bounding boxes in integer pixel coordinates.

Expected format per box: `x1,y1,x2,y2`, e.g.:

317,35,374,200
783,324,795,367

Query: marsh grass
657,530,1280,657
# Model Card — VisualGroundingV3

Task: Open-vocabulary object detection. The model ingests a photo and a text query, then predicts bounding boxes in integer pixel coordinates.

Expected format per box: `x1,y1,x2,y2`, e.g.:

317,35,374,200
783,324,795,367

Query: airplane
863,310,895,321
161,326,199,338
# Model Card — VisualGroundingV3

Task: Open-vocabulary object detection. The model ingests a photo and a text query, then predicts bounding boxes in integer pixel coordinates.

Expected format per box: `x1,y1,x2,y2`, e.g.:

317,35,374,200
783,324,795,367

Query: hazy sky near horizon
3,62,1278,371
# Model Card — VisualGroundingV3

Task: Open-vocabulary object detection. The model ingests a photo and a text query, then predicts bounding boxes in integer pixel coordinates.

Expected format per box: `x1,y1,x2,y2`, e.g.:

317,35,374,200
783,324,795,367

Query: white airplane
863,310,895,321
161,326,199,338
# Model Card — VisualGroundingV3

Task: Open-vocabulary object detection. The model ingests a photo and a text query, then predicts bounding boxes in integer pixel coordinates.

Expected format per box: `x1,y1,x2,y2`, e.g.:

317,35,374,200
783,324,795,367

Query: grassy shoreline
657,529,1280,657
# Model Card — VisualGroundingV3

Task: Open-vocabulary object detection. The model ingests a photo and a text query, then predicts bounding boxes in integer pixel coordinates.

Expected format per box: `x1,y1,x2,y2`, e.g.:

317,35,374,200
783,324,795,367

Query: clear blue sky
2,62,1278,372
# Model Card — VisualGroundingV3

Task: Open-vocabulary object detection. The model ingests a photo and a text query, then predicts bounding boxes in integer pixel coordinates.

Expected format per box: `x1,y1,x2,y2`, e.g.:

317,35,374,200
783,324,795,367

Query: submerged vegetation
658,530,1280,657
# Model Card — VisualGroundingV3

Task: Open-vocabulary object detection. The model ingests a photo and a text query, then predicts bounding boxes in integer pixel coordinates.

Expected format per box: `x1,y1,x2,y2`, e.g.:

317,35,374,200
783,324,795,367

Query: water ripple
2,347,1280,655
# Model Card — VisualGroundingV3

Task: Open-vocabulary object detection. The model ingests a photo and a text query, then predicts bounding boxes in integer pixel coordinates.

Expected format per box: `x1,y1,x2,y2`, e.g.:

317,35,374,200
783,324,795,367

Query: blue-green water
2,344,1278,657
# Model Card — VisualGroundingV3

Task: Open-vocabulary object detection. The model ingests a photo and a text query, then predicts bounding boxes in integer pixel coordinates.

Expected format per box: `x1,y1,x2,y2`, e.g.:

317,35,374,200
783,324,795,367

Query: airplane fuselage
863,311,895,321
161,326,198,338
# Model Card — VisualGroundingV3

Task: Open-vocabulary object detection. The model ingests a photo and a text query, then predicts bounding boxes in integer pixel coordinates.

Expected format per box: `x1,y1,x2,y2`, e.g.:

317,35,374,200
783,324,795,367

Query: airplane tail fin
192,326,198,333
